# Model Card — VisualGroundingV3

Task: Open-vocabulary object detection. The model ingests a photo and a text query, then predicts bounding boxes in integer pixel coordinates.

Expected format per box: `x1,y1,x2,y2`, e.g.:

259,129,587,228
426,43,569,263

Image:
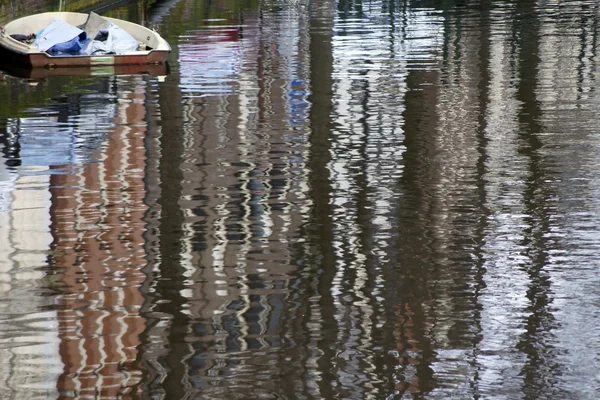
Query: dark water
1,0,600,398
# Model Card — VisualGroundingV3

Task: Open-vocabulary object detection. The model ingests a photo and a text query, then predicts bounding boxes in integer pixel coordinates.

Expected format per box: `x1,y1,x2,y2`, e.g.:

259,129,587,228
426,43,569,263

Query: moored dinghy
0,12,171,69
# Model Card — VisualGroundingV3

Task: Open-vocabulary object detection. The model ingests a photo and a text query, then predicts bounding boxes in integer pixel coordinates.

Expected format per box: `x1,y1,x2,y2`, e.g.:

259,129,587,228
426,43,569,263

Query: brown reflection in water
290,1,336,397
48,77,150,399
391,66,440,396
152,5,313,396
150,7,308,396
391,303,428,395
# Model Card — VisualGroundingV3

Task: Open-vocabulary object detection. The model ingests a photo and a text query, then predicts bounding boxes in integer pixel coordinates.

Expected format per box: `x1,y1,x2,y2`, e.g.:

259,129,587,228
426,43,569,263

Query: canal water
1,0,600,398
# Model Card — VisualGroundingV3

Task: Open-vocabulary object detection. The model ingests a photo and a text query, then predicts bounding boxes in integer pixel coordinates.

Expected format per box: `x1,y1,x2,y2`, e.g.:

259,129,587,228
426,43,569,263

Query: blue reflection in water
6,96,115,169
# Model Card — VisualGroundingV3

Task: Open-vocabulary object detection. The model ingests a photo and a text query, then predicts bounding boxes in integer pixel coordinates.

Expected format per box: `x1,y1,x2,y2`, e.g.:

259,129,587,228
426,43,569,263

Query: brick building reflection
163,5,313,395
48,76,153,398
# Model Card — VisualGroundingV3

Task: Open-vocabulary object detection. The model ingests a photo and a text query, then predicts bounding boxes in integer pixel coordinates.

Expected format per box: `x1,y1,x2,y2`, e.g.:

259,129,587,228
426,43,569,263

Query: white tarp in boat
82,23,139,55
31,13,139,56
32,18,84,52
80,12,138,55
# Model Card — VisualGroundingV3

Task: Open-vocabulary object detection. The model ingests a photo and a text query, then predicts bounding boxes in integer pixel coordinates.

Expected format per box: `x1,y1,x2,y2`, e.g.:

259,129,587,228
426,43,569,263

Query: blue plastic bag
47,36,89,55
33,18,87,54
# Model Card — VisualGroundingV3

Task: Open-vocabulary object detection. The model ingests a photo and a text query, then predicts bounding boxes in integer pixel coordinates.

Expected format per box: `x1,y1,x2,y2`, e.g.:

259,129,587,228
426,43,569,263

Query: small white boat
0,12,171,69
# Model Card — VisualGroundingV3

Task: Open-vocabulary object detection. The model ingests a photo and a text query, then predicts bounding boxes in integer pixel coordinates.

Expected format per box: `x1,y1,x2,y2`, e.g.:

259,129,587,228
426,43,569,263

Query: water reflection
178,23,244,97
0,73,161,398
3,0,600,398
142,1,316,398
48,75,155,398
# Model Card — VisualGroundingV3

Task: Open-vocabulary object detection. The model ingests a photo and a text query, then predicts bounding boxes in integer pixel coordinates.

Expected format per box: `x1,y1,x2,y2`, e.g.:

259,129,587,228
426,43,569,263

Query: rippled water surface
1,0,600,398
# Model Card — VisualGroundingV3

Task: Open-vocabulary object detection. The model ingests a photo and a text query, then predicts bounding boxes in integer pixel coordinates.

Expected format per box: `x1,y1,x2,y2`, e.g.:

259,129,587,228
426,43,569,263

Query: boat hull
0,61,169,80
0,46,169,68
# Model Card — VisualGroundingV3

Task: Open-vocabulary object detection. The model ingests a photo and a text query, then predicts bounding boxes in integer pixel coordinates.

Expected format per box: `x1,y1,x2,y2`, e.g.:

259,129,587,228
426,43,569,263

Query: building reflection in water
2,0,600,398
48,76,154,398
0,161,60,398
146,1,315,397
0,73,162,398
